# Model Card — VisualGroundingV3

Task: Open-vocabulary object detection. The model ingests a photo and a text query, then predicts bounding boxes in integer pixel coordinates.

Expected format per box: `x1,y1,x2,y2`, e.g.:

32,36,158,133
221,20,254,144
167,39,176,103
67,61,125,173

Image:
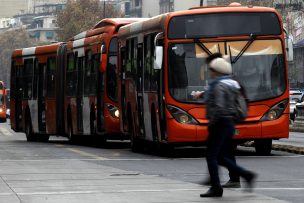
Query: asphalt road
0,121,303,202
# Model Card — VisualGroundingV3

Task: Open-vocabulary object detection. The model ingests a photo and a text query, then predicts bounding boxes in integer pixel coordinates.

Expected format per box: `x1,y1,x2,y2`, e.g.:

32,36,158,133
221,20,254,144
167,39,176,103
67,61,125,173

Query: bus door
120,47,127,132
82,52,92,135
136,43,145,137
155,34,166,141
76,57,84,133
96,67,104,132
38,63,46,132
15,65,23,130
56,44,66,134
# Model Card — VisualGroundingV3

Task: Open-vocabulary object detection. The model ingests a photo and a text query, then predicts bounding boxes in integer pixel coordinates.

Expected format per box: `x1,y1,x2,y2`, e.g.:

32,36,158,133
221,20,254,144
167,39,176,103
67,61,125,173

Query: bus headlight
261,99,288,121
167,105,198,125
106,104,119,119
0,108,3,113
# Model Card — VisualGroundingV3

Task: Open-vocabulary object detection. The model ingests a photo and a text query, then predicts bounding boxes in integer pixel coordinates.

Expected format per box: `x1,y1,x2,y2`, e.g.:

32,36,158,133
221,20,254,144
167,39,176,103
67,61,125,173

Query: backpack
234,88,248,122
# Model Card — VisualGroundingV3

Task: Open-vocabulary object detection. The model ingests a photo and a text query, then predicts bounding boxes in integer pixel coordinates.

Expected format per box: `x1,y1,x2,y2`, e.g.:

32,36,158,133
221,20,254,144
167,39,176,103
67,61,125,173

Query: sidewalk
0,158,287,203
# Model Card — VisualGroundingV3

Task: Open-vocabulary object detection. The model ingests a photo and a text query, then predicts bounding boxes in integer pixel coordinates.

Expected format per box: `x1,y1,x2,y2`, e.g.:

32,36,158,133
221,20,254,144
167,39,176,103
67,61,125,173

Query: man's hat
207,53,232,75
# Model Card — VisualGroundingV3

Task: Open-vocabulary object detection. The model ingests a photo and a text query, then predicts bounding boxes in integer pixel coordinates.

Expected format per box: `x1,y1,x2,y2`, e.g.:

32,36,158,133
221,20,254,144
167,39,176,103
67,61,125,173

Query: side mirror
100,44,107,72
154,46,163,70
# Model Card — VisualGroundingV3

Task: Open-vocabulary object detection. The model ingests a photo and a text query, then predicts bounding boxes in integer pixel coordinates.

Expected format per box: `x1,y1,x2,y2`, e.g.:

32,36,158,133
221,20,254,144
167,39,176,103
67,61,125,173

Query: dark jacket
205,76,240,125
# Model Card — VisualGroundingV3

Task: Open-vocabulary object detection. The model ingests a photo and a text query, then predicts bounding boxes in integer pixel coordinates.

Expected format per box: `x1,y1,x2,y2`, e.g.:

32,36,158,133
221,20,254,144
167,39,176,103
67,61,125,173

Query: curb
242,141,304,155
289,126,304,133
272,144,304,154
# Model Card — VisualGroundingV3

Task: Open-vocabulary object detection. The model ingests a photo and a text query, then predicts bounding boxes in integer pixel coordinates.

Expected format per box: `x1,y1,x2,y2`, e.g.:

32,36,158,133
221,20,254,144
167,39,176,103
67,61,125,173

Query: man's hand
191,91,204,100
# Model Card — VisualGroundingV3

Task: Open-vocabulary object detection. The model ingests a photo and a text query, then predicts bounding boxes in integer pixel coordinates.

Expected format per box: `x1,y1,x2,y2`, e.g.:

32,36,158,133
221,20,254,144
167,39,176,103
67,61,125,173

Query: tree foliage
217,0,276,7
0,29,35,86
57,0,120,41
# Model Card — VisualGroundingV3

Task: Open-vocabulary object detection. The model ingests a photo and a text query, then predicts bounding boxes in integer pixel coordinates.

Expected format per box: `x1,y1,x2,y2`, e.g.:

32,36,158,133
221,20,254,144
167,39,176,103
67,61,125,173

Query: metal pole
104,0,106,18
200,0,204,6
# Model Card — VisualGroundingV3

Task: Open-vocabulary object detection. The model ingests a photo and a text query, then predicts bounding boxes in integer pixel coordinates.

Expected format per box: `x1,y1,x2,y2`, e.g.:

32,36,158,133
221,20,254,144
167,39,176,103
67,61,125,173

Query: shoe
222,180,241,188
244,172,257,192
200,187,223,198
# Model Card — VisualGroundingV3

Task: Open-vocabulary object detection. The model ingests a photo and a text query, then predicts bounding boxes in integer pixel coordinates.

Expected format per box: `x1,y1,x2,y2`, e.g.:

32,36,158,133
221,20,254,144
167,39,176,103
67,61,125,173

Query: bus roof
70,18,147,41
118,5,279,39
118,14,168,38
12,42,63,58
94,18,146,29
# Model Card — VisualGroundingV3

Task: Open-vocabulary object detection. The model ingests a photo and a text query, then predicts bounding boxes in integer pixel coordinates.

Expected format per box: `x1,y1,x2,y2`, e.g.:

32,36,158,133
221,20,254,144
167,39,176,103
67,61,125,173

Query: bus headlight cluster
167,105,198,125
106,104,119,119
261,99,288,121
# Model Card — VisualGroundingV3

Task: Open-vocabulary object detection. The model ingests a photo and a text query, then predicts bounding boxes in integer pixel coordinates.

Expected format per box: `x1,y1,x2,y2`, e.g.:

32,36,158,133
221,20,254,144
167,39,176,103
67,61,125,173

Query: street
0,121,303,203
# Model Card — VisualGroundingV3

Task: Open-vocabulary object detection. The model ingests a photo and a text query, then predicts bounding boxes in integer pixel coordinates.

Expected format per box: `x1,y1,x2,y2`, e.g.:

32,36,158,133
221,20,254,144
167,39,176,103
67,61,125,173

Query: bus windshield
168,39,286,103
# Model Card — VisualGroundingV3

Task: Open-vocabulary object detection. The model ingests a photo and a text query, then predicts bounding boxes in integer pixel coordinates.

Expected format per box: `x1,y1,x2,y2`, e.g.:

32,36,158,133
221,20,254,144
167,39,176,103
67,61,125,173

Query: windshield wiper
194,39,212,56
230,33,256,64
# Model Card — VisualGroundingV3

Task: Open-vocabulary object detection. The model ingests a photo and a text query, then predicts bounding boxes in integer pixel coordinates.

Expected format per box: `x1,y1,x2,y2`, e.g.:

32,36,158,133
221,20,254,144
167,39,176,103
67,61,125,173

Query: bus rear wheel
38,135,50,142
254,139,272,155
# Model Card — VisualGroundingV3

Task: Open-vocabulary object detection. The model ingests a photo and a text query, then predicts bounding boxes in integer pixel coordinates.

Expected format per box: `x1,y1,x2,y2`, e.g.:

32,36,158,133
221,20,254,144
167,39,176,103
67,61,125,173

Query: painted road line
17,188,203,196
66,148,109,160
235,188,304,191
16,187,304,196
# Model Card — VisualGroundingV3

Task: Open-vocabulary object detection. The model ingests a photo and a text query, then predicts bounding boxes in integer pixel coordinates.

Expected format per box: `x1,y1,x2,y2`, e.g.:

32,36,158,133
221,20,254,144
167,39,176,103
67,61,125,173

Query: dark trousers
206,118,248,188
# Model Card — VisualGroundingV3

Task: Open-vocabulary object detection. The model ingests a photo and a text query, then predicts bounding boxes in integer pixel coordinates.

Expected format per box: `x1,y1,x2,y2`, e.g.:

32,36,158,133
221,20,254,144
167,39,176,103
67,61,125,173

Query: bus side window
125,40,132,77
144,35,151,91
132,38,138,78
84,51,92,96
23,59,34,99
66,53,75,96
144,34,158,91
92,54,99,94
107,37,118,100
10,61,16,99
33,59,38,100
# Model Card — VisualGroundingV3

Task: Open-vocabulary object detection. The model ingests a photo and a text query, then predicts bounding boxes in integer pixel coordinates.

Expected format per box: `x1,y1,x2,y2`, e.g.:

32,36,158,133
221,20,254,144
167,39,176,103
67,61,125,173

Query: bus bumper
166,114,289,144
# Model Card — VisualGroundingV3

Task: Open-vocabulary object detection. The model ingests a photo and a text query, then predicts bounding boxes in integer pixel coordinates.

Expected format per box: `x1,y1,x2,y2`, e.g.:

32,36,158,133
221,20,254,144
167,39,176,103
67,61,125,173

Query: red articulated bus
11,43,65,141
64,18,144,142
10,18,144,142
0,81,7,122
118,4,289,155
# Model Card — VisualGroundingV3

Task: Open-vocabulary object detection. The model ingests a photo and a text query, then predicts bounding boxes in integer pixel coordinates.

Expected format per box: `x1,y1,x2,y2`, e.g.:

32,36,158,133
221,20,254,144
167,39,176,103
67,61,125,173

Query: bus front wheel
254,139,272,155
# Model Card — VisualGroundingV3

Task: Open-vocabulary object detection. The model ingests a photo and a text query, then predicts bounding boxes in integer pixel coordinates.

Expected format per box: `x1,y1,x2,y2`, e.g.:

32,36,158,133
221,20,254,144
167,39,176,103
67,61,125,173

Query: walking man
199,53,256,197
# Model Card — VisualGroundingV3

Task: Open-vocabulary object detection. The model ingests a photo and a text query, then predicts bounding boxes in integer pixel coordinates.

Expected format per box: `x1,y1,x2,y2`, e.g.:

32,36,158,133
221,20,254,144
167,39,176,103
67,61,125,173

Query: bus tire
0,118,6,123
38,135,50,142
254,139,272,155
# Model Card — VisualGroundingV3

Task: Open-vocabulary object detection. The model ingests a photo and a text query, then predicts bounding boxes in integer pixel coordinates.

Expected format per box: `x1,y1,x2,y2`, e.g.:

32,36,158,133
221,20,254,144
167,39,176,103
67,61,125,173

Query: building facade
127,0,217,18
0,0,28,18
28,15,58,42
